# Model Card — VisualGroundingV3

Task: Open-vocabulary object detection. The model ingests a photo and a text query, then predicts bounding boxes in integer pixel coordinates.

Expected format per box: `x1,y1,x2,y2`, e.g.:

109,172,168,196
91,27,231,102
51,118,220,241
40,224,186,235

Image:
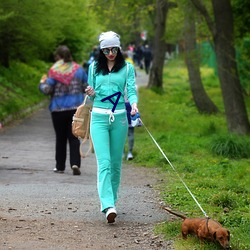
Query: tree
148,0,177,89
184,1,218,114
191,0,250,134
232,0,250,96
91,0,155,47
0,0,98,66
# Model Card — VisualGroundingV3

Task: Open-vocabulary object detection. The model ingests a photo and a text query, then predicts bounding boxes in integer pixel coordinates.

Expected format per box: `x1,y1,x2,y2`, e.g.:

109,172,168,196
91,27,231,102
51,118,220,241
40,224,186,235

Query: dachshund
162,206,231,249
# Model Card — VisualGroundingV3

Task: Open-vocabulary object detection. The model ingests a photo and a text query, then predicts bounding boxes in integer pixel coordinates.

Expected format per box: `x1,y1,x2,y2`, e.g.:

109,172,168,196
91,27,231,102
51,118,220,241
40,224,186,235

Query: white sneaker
105,207,117,223
53,168,64,173
127,152,133,160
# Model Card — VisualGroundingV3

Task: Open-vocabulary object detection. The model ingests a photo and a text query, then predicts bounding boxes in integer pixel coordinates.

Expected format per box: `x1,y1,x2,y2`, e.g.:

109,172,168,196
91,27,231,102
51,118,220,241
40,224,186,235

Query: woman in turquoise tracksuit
86,31,138,223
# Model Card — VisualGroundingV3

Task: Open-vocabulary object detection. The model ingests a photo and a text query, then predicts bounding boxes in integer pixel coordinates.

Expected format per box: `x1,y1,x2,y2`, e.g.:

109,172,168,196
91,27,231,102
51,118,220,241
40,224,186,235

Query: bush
210,191,237,209
210,135,250,159
0,60,48,123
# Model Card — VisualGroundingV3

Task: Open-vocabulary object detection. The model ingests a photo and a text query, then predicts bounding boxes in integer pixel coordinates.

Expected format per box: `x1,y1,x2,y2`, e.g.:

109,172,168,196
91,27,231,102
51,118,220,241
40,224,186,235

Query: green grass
0,60,50,123
129,59,250,250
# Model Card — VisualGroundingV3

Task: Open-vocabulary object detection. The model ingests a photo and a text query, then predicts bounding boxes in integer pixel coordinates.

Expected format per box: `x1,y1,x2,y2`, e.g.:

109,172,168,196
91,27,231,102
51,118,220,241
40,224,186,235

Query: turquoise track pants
90,111,128,212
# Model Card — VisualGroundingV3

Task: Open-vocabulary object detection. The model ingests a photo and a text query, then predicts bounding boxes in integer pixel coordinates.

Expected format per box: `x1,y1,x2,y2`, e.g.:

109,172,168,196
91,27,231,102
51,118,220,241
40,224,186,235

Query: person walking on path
143,44,153,75
123,51,137,161
85,31,138,223
39,45,88,176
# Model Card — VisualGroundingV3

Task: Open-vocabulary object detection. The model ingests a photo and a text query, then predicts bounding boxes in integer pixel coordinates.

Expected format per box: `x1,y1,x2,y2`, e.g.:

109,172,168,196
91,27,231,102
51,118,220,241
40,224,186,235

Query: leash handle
139,118,209,218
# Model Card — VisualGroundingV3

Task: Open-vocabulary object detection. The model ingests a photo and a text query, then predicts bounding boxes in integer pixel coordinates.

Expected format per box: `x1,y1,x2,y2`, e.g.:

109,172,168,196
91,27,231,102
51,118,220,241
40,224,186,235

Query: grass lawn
128,58,250,250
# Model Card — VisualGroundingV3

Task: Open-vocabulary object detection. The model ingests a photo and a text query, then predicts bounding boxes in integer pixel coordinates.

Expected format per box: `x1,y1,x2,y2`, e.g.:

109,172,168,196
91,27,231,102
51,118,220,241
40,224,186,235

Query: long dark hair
95,48,126,75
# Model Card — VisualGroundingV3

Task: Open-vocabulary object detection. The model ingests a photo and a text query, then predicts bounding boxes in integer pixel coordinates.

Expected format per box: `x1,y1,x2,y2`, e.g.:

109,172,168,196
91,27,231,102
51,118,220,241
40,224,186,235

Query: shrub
210,135,250,158
210,191,237,209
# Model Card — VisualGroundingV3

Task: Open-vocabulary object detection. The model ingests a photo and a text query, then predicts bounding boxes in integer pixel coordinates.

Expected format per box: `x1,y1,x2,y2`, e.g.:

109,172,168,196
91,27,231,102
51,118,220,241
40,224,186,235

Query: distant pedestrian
143,44,152,74
87,46,99,69
134,45,144,69
39,45,88,175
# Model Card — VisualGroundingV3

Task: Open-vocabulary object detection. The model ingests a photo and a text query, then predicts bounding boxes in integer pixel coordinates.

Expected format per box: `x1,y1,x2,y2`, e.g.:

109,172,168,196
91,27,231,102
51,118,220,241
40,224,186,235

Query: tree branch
190,0,216,37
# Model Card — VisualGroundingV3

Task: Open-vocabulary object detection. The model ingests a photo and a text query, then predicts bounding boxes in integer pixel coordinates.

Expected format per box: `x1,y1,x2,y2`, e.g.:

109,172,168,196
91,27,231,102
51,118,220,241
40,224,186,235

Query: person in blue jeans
85,31,138,223
39,45,88,175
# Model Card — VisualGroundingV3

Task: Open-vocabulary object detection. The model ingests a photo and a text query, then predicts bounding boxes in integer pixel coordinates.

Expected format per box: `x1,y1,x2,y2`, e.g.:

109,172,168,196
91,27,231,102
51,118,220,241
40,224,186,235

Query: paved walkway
135,68,149,87
0,71,173,249
0,68,156,221
0,104,163,223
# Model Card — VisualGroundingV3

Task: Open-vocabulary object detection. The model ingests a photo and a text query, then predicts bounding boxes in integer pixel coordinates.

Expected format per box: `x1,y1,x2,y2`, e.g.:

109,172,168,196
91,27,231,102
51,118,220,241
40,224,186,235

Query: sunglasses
102,47,119,55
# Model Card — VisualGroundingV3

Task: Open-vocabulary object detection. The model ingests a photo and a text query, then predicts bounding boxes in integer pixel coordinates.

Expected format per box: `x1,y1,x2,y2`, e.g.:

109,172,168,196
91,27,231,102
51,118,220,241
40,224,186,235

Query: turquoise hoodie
87,62,138,111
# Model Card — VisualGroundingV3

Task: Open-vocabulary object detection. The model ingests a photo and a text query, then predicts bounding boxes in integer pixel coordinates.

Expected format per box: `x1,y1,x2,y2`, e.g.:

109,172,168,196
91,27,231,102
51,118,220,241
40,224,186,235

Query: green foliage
236,37,250,95
165,2,184,44
92,0,156,45
0,0,100,66
165,0,213,45
130,58,250,249
232,0,250,39
0,60,49,122
210,134,250,159
210,191,238,209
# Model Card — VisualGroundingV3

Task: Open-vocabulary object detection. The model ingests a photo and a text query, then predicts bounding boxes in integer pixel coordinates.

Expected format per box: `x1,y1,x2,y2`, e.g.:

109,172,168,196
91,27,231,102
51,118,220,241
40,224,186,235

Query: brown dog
163,207,231,249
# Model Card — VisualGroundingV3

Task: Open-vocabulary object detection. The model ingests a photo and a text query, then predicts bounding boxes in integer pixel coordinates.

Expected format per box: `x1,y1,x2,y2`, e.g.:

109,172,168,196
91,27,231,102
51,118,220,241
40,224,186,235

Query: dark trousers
125,102,134,153
127,127,134,152
51,110,80,171
144,59,151,74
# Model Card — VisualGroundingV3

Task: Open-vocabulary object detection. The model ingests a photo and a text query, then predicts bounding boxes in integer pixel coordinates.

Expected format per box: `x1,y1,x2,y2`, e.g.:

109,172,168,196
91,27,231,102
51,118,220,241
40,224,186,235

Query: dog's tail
162,206,187,220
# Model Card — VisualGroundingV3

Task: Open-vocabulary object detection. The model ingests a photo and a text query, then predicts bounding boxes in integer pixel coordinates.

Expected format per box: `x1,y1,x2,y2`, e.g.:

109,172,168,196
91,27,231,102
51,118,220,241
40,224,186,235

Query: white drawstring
109,111,115,124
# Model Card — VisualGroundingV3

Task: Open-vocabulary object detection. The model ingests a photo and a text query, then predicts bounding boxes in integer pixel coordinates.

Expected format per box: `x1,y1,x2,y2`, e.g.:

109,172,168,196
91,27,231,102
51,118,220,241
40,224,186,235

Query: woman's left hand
131,103,138,116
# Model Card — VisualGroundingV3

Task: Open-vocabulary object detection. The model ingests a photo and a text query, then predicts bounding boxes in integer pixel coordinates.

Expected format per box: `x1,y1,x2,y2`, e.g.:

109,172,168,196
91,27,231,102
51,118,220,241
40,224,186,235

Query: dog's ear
213,231,217,240
227,230,230,240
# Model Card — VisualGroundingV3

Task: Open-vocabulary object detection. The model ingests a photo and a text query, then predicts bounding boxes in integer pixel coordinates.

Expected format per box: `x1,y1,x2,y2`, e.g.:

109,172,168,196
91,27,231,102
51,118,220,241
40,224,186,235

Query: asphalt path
0,69,172,249
0,105,166,223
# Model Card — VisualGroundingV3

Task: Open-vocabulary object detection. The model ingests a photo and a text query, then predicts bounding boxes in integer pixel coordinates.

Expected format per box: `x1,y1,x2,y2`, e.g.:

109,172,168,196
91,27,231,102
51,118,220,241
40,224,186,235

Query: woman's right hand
85,86,95,97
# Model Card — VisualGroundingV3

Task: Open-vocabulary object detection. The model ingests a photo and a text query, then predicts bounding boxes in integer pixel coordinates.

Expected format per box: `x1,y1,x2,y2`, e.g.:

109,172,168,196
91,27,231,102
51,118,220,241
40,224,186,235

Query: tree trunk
212,0,250,134
184,4,218,114
147,0,169,89
191,0,250,134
